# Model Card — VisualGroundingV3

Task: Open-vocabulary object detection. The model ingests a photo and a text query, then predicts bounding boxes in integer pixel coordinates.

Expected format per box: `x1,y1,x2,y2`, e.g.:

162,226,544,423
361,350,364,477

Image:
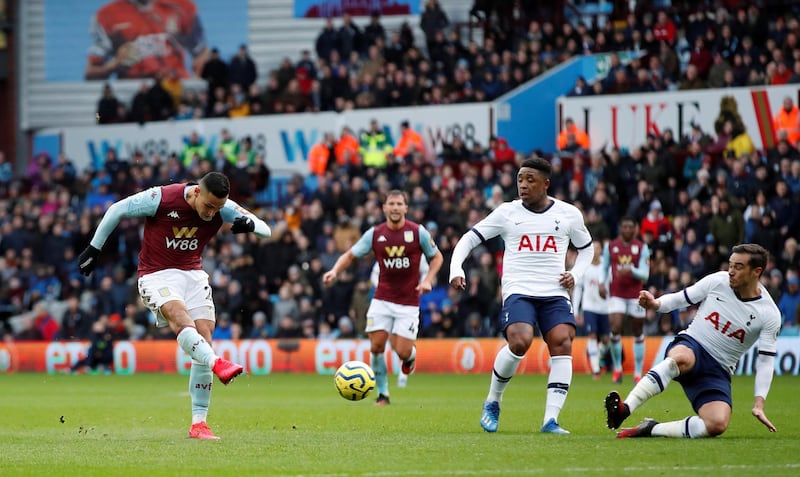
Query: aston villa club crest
404,231,414,243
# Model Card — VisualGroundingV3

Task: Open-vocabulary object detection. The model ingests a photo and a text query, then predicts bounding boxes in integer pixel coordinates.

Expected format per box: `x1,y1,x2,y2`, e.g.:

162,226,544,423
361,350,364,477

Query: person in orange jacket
308,132,336,177
557,117,590,151
773,96,800,146
393,120,425,160
334,126,361,169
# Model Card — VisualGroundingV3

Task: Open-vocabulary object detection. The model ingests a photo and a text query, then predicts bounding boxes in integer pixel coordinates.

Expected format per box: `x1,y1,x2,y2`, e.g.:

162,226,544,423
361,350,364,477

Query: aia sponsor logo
517,234,557,252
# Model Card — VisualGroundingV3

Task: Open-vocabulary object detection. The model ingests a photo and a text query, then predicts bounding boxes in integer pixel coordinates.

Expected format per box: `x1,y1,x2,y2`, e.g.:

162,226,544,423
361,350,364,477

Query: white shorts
608,296,646,318
365,298,420,340
137,269,215,327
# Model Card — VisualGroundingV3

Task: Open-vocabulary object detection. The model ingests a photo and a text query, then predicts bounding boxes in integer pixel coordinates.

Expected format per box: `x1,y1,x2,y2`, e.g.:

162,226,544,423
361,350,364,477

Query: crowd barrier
2,337,798,376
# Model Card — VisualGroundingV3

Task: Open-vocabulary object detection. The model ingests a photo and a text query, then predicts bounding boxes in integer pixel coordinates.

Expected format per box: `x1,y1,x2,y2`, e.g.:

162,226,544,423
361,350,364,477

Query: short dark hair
731,243,768,274
520,157,552,179
200,172,230,199
620,215,637,225
383,189,408,205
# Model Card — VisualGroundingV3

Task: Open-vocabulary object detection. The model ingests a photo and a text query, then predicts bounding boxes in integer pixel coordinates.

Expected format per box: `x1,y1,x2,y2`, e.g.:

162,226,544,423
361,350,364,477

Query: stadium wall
3,337,800,376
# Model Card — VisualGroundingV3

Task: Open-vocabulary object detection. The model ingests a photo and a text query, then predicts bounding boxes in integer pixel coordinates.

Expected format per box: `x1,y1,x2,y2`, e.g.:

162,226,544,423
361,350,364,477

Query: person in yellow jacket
218,128,239,165
308,132,336,177
393,120,425,160
181,131,209,167
360,119,393,168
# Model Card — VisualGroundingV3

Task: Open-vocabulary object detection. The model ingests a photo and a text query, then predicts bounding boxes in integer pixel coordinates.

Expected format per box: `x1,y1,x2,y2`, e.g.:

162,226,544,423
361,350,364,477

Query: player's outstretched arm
323,250,356,286
221,200,271,238
80,189,160,276
752,396,777,432
753,352,777,432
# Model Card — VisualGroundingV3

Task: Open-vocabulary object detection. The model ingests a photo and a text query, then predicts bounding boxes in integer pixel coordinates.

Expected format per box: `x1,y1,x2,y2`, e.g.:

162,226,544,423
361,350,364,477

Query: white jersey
660,271,781,375
573,262,608,314
471,198,592,301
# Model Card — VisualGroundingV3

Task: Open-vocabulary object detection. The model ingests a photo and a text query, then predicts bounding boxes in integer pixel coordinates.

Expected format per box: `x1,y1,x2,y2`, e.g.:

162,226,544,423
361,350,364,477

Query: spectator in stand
709,197,745,254
420,0,449,54
96,83,120,124
316,18,339,63
201,47,228,94
773,96,800,147
359,119,393,169
308,132,336,178
363,11,386,48
338,13,362,58
679,64,706,90
228,44,257,91
653,10,676,46
556,118,590,152
181,131,209,167
778,274,800,327
393,120,425,162
566,75,590,96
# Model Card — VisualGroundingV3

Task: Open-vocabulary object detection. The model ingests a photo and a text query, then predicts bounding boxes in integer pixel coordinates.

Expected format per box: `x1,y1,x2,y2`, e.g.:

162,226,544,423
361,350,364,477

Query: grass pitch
1,372,798,476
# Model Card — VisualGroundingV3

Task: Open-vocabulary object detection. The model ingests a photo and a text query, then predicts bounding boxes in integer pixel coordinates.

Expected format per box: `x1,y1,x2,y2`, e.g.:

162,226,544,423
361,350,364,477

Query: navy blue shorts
501,294,576,337
583,310,610,336
666,334,732,412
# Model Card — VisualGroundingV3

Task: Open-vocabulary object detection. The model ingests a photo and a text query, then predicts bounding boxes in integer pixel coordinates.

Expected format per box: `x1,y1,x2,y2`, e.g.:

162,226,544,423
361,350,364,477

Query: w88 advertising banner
40,103,491,175
3,337,799,376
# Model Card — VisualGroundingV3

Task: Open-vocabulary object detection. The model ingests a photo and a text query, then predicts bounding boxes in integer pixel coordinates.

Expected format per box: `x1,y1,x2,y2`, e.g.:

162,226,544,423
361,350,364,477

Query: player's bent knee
704,418,728,437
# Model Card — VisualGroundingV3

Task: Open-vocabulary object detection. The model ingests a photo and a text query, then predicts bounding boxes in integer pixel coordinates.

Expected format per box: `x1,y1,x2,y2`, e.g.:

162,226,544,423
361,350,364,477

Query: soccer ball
334,360,376,401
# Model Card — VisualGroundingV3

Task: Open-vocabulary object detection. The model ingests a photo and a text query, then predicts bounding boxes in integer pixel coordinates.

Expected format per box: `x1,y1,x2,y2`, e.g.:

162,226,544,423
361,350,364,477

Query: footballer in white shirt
605,243,781,438
449,157,594,434
572,241,611,378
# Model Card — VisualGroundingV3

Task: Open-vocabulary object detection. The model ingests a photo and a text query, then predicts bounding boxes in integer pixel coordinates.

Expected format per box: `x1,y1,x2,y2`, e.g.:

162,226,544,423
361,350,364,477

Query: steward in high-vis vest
218,128,239,164
181,131,209,167
360,119,393,168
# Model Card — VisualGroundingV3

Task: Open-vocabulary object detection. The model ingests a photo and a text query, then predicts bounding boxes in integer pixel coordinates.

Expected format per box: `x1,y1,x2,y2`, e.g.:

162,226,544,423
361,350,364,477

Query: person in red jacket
653,11,676,46
640,200,672,239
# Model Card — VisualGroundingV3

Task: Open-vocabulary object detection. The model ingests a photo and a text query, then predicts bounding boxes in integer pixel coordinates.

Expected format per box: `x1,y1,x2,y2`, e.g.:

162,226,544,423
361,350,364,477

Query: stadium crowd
3,1,800,344
95,2,800,125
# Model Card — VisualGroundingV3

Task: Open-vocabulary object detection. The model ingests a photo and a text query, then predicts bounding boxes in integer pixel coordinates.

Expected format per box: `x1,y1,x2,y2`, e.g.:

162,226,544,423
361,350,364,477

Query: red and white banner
558,84,800,152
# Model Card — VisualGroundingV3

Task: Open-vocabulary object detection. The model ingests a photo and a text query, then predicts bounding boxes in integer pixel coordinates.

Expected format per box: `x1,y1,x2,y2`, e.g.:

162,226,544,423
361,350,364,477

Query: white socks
625,357,680,413
543,355,572,425
652,416,709,438
177,327,218,368
587,338,600,374
487,345,522,402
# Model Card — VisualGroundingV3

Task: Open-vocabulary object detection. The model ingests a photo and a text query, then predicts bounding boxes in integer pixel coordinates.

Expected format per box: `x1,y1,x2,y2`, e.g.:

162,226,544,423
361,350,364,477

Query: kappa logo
377,235,387,242
167,211,180,219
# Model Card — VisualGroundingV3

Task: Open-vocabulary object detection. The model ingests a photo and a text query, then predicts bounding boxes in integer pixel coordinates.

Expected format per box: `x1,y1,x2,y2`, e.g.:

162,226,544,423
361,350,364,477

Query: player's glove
78,245,101,276
231,216,255,234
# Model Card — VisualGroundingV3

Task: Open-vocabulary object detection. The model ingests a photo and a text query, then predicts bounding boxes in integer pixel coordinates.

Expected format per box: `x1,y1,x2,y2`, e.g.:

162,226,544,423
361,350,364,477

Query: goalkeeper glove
231,216,255,234
78,245,101,276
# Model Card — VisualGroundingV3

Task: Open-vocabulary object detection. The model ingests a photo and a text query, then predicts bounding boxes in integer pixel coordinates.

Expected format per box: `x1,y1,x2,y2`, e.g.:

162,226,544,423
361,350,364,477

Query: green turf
0,372,797,476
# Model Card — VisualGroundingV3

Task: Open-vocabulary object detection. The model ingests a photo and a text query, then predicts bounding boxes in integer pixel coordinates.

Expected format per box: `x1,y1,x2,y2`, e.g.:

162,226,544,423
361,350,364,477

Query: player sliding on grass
78,172,271,439
606,243,780,438
450,157,594,434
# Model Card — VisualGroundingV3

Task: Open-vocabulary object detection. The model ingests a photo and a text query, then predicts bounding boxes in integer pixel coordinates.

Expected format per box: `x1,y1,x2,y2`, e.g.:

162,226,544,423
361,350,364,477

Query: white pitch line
283,462,800,477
